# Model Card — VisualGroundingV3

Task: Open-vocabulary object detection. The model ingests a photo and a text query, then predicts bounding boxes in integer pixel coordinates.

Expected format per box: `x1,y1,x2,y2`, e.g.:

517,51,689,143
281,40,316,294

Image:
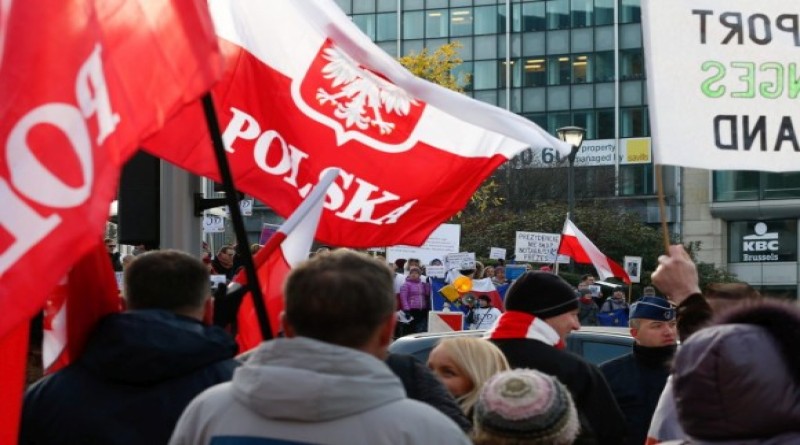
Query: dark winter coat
600,344,675,445
20,310,239,445
490,338,627,445
386,353,471,432
670,302,800,444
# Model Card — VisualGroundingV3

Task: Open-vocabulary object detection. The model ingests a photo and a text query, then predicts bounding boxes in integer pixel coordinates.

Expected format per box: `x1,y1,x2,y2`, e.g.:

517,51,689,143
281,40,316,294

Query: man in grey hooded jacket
170,249,470,445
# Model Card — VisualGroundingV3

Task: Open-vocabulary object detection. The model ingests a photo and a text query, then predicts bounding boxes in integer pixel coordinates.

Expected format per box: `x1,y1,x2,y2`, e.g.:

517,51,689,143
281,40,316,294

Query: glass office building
335,0,800,298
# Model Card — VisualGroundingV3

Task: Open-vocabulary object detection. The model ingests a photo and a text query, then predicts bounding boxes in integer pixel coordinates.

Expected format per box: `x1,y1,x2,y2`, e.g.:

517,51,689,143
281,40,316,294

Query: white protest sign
445,252,476,272
203,215,225,233
223,199,255,217
386,223,460,266
426,264,446,278
643,1,800,171
515,231,569,264
624,255,643,283
489,247,506,260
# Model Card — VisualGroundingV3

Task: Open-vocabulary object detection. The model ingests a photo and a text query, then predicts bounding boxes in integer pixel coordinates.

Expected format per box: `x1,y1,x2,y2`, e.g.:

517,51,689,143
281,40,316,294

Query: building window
620,49,644,80
376,13,397,42
597,109,615,139
523,57,547,87
714,171,800,201
594,51,615,82
403,11,424,39
450,9,473,37
728,220,798,263
520,2,546,32
619,0,642,24
619,164,654,196
426,9,448,38
571,0,594,28
594,0,614,26
547,0,570,30
572,54,592,83
499,59,522,88
548,55,572,85
620,107,648,137
474,5,500,35
473,60,498,90
352,14,376,40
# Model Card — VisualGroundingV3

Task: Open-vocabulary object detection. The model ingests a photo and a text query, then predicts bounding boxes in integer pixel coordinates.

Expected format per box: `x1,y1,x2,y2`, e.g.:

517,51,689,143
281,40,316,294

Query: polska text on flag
143,0,572,249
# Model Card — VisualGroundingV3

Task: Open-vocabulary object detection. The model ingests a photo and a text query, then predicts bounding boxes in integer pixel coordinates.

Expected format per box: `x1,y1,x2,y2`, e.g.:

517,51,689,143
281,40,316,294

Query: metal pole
567,147,578,272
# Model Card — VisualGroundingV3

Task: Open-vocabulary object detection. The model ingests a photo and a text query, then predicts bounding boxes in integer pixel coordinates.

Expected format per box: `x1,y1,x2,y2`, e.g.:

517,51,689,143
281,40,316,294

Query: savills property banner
643,0,800,171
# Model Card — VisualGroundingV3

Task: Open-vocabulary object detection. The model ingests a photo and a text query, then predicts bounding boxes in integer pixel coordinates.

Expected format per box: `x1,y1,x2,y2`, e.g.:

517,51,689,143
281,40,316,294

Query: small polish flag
559,219,631,284
428,312,464,333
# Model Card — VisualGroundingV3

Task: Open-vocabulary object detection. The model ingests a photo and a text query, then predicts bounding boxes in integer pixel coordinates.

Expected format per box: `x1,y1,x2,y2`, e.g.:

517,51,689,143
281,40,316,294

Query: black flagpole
201,93,272,341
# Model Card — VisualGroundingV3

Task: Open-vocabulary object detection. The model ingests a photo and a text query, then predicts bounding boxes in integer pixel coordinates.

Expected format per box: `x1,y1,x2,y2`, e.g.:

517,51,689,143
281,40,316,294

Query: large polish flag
143,0,572,249
0,0,222,440
559,219,631,284
234,169,340,352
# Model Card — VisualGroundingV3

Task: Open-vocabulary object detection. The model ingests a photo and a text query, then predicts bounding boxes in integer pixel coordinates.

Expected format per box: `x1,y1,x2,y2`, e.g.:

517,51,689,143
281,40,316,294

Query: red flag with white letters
143,0,572,249
0,0,221,440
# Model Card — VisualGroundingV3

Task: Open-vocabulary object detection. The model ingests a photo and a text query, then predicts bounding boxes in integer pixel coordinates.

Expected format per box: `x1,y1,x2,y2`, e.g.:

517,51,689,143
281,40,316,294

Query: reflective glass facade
337,0,654,197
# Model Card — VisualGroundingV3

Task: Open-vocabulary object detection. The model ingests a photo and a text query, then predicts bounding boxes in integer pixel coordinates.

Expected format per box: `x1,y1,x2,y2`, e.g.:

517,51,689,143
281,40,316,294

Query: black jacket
386,353,471,432
490,338,626,445
600,344,674,445
21,310,239,445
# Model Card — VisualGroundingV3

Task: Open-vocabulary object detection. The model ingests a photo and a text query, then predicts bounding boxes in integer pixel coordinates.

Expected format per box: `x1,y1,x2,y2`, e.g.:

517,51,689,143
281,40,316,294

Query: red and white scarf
484,310,566,349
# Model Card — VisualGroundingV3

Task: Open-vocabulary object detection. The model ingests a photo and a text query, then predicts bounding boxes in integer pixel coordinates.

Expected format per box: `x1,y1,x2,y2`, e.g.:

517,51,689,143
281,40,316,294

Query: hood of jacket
673,302,800,441
232,337,405,422
79,310,237,385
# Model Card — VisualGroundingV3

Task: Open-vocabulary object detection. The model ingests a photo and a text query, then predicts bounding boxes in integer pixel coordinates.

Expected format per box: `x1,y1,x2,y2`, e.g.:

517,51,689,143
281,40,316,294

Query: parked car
389,326,634,366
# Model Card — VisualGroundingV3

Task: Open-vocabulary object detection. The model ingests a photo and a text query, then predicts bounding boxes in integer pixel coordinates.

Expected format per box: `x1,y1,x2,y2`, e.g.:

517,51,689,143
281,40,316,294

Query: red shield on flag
296,40,425,151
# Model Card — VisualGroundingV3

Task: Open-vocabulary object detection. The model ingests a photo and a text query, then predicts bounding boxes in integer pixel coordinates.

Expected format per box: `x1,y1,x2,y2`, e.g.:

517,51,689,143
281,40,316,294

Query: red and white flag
235,169,340,352
470,277,505,312
0,0,221,440
43,240,121,374
558,219,631,284
143,0,572,249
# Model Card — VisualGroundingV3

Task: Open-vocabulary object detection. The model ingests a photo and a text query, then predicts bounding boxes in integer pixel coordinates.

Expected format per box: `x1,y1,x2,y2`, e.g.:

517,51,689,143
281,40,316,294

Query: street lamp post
557,126,586,222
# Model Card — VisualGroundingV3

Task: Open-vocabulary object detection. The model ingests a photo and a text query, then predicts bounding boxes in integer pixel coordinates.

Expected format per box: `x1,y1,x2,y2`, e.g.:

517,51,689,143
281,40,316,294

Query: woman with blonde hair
427,337,510,419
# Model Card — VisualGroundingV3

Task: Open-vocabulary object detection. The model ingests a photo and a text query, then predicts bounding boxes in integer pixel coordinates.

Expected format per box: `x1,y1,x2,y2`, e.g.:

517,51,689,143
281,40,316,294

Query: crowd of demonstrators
485,272,627,445
21,250,239,445
169,249,470,445
472,369,581,445
600,296,677,445
427,337,510,421
468,295,502,330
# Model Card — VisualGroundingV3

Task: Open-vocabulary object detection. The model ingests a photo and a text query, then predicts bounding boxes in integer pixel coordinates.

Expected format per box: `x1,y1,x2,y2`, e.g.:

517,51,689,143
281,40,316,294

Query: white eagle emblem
315,47,418,136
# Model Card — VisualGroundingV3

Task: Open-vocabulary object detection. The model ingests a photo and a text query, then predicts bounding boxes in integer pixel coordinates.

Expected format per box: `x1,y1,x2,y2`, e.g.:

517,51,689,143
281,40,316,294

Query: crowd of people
19,243,800,444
